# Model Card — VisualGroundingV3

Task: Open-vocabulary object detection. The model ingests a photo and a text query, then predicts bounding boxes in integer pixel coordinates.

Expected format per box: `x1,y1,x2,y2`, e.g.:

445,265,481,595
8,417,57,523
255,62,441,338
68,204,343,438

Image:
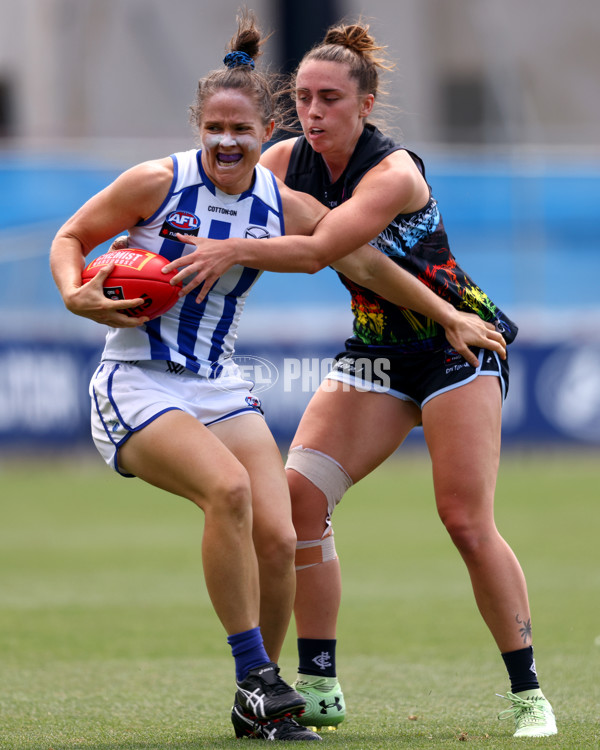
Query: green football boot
497,690,557,737
293,674,346,730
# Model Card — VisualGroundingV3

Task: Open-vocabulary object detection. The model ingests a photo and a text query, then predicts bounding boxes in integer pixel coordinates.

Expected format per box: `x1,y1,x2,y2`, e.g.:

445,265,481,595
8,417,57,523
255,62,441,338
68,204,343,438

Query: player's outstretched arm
163,154,429,300
334,245,507,364
164,182,331,301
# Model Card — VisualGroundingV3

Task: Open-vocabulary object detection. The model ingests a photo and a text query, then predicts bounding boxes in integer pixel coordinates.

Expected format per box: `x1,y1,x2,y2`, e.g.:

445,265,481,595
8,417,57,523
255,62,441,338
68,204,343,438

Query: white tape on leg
295,528,337,570
285,446,353,520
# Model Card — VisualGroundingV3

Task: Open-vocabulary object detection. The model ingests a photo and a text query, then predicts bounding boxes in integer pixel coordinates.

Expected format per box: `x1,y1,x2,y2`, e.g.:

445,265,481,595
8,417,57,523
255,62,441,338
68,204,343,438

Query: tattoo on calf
516,614,532,644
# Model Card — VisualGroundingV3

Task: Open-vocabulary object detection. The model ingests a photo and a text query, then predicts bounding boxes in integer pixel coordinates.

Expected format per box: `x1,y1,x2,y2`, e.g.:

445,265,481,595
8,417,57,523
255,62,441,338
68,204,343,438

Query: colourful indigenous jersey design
285,125,517,352
101,149,284,376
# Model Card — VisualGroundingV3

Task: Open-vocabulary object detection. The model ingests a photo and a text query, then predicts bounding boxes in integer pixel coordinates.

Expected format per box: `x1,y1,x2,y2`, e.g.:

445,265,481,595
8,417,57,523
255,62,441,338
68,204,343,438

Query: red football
82,248,182,320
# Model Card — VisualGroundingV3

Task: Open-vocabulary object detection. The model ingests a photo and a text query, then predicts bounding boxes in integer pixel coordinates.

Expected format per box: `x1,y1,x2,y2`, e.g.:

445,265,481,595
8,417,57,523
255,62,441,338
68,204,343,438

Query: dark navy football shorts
325,338,509,409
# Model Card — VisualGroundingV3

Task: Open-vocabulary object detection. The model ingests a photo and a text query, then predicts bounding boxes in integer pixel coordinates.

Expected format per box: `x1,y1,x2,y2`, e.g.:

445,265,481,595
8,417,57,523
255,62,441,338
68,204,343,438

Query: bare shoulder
121,156,174,190
260,138,298,179
55,156,176,251
364,149,424,185
113,156,174,219
357,149,429,214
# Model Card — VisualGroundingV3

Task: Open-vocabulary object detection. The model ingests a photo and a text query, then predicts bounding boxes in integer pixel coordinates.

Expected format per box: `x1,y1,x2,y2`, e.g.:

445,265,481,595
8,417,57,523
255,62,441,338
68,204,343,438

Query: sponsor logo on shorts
444,348,461,364
245,395,262,410
444,346,474,374
166,361,187,375
334,356,354,373
445,361,471,374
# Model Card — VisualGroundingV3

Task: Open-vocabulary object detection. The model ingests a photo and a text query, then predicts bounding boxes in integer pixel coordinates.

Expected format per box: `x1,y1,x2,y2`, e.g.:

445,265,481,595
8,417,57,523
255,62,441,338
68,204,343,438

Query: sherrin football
82,248,182,320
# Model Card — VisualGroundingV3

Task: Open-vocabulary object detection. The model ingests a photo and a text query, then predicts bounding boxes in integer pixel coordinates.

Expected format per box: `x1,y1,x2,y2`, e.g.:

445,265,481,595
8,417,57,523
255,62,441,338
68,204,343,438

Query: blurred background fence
1,0,599,452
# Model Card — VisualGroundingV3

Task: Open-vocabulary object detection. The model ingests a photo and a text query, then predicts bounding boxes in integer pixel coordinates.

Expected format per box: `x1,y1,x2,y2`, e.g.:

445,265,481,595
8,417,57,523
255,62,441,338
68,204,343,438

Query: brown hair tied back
299,19,394,100
226,8,264,66
190,9,281,129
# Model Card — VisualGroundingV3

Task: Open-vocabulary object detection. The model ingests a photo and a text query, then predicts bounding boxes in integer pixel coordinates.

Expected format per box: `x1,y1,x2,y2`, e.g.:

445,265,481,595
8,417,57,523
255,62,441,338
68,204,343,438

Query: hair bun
223,50,255,69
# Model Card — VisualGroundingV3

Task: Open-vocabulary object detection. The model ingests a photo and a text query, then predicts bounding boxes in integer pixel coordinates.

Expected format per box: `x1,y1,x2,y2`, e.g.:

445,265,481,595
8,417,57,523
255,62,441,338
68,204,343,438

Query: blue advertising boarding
1,150,599,450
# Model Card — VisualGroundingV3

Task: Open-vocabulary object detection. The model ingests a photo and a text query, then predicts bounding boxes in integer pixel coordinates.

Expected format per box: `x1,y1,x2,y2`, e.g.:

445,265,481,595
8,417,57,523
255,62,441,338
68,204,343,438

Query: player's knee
256,526,297,571
288,471,327,538
286,447,351,569
221,472,253,519
286,446,353,530
198,467,252,519
295,528,338,571
439,508,487,557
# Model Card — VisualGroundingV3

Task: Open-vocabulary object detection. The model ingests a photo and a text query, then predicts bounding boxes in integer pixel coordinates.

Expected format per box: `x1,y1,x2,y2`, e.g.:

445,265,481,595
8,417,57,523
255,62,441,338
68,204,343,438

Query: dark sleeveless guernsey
284,124,517,351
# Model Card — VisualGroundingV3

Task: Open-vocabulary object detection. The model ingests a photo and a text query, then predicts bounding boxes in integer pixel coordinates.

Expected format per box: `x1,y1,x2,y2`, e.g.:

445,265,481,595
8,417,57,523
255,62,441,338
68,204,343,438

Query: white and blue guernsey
101,149,285,377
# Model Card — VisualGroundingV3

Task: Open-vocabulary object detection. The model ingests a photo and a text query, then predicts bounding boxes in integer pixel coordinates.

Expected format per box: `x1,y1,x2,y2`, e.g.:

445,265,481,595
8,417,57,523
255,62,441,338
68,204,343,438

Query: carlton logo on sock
312,652,332,670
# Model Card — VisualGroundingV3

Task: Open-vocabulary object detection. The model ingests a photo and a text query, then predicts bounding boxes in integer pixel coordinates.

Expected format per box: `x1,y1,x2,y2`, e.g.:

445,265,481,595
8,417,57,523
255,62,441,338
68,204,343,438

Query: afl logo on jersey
245,226,270,240
160,210,201,240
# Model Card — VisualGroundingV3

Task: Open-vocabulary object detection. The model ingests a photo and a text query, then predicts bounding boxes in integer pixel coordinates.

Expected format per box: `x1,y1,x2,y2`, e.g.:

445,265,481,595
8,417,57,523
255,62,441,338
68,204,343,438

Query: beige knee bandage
286,446,353,570
295,528,337,570
285,446,353,520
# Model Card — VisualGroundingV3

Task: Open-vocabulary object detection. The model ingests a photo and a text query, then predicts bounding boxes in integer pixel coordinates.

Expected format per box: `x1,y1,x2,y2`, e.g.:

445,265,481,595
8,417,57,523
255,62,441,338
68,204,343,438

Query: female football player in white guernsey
160,18,556,742
51,11,509,743
50,12,330,740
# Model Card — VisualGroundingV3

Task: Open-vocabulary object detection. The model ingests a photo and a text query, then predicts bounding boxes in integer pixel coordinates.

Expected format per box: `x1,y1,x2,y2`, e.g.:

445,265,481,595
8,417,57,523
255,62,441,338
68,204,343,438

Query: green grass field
1,450,599,749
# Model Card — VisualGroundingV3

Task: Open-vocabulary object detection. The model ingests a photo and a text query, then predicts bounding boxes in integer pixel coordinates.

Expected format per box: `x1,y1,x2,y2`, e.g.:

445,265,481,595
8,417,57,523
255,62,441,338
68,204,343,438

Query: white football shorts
89,359,264,475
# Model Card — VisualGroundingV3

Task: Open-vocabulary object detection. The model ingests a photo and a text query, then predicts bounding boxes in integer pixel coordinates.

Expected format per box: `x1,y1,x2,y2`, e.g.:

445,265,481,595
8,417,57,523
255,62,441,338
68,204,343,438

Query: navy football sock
298,637,337,678
501,646,541,693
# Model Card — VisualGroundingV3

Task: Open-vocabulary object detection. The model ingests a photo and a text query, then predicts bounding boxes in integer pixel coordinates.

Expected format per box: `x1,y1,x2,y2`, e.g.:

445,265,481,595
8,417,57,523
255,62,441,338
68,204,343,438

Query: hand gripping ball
82,248,182,320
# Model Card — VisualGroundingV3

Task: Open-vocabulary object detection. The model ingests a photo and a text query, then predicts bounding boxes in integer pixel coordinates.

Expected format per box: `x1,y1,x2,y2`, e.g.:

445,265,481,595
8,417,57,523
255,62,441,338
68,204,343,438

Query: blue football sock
227,627,270,682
